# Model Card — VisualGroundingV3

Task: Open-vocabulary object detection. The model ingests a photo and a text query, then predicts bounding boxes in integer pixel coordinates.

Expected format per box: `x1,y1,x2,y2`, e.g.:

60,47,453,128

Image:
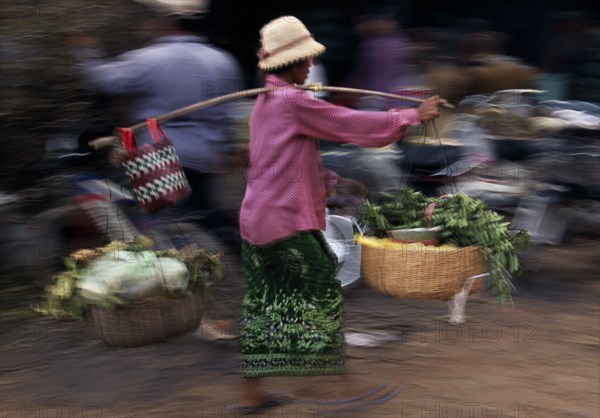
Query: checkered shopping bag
119,118,192,213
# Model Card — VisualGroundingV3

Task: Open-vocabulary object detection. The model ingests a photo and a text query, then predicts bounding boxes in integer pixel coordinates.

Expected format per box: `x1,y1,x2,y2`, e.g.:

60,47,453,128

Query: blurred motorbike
446,92,600,245
0,133,227,276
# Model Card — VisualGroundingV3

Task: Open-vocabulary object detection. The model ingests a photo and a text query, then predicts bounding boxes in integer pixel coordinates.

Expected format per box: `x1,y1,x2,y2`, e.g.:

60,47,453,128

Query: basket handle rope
404,119,459,195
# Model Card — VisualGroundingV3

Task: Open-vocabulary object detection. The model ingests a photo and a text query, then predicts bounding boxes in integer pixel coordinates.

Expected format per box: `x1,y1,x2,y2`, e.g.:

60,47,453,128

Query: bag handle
146,117,168,145
119,127,136,152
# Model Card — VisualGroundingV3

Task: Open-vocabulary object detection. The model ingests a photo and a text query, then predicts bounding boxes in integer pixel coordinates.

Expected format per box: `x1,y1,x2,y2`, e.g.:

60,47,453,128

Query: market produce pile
356,189,530,303
35,236,223,319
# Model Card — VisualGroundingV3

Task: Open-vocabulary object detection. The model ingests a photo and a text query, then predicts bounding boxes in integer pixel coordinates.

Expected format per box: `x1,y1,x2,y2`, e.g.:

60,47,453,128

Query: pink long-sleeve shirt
239,75,421,245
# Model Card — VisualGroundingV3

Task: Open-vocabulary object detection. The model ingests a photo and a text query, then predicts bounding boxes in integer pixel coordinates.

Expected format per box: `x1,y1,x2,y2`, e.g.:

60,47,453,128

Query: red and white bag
119,118,192,213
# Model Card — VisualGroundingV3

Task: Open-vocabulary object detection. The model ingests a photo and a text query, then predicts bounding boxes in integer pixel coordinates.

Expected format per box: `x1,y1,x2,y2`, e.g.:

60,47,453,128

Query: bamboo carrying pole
89,84,454,149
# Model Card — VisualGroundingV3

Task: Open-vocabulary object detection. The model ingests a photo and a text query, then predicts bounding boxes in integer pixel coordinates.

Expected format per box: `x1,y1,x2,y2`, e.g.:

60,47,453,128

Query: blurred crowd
1,0,599,197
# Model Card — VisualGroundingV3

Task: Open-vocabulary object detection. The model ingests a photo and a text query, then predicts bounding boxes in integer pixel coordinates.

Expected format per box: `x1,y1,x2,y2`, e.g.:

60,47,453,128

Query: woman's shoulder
262,85,315,112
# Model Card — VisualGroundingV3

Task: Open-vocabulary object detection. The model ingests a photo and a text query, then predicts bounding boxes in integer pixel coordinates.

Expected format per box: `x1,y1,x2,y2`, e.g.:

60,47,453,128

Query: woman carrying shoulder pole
236,15,446,414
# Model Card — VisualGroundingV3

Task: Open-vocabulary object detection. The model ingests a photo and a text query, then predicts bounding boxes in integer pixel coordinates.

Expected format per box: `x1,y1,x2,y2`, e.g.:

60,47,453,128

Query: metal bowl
387,226,442,245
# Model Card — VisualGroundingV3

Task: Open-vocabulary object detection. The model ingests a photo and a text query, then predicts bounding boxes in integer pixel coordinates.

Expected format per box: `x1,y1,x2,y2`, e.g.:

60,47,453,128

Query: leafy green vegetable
356,189,531,303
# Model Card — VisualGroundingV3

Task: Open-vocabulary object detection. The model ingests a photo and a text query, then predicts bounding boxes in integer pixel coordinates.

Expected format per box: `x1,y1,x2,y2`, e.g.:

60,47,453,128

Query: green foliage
357,190,531,303
33,271,89,320
356,189,429,237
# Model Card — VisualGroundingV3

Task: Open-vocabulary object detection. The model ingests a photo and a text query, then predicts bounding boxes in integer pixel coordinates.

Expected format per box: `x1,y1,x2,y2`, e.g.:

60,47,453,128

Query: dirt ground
1,235,599,418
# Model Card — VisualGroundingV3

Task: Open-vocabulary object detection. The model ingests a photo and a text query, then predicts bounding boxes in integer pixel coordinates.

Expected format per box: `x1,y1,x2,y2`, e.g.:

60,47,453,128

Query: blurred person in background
236,16,446,413
322,13,419,196
68,0,244,240
343,13,418,110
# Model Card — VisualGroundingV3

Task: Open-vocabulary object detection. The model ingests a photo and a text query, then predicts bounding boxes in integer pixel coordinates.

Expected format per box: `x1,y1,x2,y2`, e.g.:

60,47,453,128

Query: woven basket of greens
35,236,223,347
356,189,530,303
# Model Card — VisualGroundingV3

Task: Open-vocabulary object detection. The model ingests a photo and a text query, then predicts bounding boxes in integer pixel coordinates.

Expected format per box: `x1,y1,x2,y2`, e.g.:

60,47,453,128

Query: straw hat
258,16,326,71
134,0,210,18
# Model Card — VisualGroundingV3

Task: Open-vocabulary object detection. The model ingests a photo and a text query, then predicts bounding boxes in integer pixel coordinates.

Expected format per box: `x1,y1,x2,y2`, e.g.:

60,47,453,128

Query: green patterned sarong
240,231,349,378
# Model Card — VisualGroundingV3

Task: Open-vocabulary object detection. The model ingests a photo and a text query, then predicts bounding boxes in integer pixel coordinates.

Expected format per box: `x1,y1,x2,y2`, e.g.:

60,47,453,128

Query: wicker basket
87,291,204,347
360,243,486,300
